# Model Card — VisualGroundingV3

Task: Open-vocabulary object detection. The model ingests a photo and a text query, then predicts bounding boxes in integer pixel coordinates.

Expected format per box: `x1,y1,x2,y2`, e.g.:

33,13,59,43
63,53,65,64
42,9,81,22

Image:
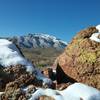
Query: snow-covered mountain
10,33,67,49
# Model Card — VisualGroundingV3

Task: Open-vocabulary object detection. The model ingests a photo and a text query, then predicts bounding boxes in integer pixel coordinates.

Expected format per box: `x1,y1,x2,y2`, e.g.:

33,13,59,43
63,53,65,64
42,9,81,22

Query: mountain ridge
9,33,67,49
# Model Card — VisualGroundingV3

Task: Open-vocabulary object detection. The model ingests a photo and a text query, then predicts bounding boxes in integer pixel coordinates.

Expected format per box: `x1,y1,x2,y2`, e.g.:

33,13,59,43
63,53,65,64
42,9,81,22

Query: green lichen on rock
78,50,97,64
66,38,83,56
66,36,97,64
96,51,100,57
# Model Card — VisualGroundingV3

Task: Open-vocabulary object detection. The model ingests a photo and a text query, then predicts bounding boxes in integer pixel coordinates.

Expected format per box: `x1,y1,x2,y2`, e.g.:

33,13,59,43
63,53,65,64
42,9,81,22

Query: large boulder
55,26,100,89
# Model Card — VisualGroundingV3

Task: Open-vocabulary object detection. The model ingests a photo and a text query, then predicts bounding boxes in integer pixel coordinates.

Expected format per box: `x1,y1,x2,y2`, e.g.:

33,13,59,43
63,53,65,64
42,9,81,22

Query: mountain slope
11,33,67,49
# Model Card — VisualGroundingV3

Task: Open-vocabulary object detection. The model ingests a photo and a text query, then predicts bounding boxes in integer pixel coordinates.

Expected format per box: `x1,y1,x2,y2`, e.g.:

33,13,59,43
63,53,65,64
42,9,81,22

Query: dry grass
21,48,63,68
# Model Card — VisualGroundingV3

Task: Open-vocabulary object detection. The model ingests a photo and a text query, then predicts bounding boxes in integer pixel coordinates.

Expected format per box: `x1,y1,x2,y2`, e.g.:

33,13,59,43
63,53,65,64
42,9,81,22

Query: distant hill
10,33,67,49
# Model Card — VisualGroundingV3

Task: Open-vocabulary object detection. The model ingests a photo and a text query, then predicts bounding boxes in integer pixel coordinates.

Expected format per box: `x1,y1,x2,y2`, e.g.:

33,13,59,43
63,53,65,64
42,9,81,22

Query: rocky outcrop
0,65,50,99
0,64,74,99
55,26,100,90
1,84,36,100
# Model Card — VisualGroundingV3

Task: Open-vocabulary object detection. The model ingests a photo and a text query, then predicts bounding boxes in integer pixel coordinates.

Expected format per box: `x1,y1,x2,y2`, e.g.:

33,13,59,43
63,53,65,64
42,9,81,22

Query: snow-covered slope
0,39,34,72
28,83,100,100
0,39,52,85
11,33,67,49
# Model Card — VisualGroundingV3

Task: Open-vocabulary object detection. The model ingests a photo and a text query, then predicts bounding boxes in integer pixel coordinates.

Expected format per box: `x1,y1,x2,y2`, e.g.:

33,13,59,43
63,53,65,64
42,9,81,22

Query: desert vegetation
21,47,64,68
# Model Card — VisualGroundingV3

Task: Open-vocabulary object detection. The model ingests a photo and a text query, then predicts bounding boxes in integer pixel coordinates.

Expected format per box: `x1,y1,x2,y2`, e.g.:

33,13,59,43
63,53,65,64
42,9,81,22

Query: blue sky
0,0,99,42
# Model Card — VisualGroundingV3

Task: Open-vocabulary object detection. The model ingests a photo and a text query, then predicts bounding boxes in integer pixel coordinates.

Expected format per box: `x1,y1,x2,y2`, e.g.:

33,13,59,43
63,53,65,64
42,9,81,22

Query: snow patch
96,25,100,32
29,88,63,100
90,33,100,42
59,83,100,100
0,92,4,95
89,25,100,42
29,83,100,100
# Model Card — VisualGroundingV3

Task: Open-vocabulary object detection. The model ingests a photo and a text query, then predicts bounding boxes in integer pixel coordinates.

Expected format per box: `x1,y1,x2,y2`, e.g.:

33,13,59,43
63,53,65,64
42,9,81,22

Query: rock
0,67,11,91
0,65,34,91
55,64,77,84
0,64,56,99
42,68,56,81
39,96,55,100
4,65,43,86
56,83,71,90
26,85,36,93
55,26,100,89
0,65,49,99
1,87,26,100
2,82,37,100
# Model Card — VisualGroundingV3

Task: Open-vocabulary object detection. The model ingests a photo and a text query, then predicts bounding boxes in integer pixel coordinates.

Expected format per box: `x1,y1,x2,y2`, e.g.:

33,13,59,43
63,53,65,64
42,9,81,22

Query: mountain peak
11,33,67,49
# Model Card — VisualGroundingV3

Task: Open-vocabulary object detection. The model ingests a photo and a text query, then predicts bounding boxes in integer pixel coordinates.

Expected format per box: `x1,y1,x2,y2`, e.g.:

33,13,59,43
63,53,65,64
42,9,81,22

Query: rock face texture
0,65,49,99
55,27,100,89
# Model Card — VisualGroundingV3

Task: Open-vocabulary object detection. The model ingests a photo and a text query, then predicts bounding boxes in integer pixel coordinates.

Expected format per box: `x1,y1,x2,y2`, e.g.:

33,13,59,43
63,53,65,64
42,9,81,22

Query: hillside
22,47,63,68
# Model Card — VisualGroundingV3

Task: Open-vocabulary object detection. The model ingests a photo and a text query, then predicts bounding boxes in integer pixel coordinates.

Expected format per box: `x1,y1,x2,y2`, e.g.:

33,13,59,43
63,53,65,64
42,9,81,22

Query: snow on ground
29,83,100,100
0,39,52,85
29,88,63,100
59,83,100,100
0,92,4,95
96,25,100,32
90,25,100,42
